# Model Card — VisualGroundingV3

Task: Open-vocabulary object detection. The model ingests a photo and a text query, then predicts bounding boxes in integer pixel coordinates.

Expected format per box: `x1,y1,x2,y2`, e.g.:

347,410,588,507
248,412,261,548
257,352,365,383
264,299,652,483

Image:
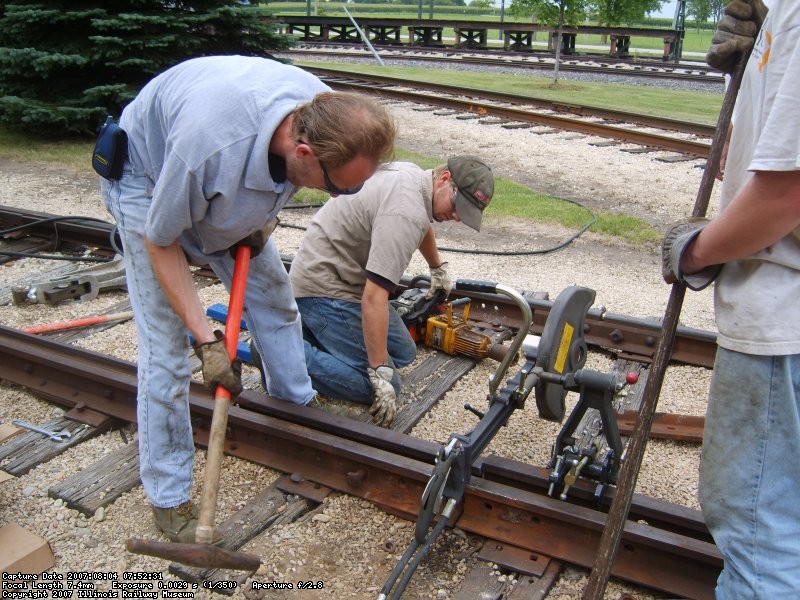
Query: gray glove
367,365,398,427
193,330,243,396
229,216,279,259
706,0,768,74
425,262,452,299
661,218,722,291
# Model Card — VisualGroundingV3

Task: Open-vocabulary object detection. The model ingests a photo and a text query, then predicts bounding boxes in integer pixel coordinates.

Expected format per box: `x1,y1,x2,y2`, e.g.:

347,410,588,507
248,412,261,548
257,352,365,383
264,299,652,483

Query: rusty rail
0,325,720,598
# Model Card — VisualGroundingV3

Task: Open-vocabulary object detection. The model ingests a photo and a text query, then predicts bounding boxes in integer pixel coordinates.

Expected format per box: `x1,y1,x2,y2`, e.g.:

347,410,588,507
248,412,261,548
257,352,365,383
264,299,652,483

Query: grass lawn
2,57,697,245
293,60,722,125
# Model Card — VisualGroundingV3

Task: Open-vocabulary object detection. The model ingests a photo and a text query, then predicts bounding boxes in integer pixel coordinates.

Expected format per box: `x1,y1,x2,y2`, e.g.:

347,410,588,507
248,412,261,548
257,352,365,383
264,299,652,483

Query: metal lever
12,256,126,305
12,419,72,442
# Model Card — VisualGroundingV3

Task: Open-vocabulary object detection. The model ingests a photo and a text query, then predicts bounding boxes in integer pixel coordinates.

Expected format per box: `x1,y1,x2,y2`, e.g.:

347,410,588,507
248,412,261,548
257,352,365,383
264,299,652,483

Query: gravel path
0,78,722,599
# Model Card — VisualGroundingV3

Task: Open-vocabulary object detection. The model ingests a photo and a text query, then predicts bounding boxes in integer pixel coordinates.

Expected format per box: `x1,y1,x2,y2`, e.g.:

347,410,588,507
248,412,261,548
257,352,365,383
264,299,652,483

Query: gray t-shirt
291,162,434,302
715,5,800,355
119,55,329,263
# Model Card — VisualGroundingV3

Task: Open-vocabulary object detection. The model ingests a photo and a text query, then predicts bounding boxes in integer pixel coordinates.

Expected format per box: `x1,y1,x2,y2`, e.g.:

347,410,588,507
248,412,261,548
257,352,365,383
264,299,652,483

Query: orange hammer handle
196,245,251,543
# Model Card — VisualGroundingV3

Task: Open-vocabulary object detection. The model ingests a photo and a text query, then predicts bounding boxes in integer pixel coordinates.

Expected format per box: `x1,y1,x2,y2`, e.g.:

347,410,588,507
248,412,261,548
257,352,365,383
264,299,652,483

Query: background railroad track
281,45,725,85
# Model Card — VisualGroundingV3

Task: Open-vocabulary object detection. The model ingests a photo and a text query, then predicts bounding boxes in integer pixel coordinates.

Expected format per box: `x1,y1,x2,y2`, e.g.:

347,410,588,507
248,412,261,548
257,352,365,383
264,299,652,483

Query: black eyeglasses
319,159,364,196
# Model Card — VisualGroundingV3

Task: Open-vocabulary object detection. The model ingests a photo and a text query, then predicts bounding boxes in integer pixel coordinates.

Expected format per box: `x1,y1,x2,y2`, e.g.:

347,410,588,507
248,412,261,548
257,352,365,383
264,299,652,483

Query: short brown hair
292,91,396,168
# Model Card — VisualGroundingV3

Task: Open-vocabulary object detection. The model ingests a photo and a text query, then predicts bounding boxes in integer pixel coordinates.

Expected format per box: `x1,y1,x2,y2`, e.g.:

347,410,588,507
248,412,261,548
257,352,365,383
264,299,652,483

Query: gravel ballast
0,77,722,599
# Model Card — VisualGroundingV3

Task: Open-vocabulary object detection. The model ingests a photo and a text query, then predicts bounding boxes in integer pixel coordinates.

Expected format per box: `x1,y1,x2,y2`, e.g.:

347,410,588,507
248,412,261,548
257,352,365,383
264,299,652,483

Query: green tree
508,0,591,84
687,0,711,27
0,1,292,137
594,0,663,26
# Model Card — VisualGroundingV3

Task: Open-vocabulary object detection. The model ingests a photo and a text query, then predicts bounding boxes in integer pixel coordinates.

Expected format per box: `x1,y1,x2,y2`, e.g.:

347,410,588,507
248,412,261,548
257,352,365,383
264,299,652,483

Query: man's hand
229,217,279,259
193,330,243,396
661,218,722,291
425,262,452,299
368,365,397,427
706,0,768,74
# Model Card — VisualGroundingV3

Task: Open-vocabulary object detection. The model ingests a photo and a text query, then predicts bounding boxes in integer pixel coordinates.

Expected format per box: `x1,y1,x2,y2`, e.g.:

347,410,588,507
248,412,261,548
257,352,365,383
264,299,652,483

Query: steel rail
291,49,725,84
302,65,716,137
0,325,719,598
311,77,711,158
397,281,717,368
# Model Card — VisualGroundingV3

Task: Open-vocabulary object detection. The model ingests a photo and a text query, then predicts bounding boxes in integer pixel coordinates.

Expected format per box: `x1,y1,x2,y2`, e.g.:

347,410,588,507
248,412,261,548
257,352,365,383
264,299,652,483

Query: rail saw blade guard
533,286,594,421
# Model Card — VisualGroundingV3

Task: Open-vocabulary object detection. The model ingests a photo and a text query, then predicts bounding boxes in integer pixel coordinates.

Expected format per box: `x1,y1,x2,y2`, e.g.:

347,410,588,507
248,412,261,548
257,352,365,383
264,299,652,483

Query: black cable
0,215,121,262
0,215,114,236
0,250,111,262
281,202,325,210
278,198,598,257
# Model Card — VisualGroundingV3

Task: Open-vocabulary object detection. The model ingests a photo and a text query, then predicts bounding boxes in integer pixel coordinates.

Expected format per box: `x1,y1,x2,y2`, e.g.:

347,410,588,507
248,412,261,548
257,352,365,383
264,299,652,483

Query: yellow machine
424,298,508,362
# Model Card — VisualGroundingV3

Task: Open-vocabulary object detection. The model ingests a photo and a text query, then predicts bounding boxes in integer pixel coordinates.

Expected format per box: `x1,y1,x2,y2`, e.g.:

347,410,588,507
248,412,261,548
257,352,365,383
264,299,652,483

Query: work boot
151,501,221,544
248,339,267,389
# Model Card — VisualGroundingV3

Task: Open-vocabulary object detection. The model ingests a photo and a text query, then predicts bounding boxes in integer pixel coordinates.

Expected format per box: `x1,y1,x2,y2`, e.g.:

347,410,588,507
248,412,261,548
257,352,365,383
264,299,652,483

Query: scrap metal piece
11,419,72,442
12,256,126,305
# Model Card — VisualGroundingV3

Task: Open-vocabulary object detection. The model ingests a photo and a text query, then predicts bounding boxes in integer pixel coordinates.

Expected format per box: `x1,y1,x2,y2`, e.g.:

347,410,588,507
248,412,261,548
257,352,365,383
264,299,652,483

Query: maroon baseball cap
448,155,494,231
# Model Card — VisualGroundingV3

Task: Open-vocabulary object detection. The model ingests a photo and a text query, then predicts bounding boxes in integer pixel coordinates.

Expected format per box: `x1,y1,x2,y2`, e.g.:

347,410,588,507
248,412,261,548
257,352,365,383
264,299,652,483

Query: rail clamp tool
379,280,637,599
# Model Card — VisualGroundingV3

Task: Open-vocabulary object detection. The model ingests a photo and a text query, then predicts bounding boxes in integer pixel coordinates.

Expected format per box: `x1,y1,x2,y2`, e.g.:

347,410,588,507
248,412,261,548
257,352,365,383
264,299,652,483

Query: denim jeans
102,170,313,508
296,296,417,404
700,347,800,599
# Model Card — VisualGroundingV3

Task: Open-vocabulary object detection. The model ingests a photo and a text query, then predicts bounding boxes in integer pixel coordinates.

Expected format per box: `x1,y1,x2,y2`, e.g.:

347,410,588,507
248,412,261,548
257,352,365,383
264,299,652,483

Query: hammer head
126,538,261,571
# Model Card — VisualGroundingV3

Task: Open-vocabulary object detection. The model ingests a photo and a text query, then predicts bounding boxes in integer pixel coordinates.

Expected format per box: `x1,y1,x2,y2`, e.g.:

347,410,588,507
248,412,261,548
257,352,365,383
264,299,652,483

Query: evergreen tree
0,1,293,137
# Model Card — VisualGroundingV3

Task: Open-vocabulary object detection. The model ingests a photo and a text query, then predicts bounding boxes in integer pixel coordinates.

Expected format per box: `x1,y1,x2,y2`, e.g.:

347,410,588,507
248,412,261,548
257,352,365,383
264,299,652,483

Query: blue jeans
101,170,314,508
700,347,800,599
297,296,417,404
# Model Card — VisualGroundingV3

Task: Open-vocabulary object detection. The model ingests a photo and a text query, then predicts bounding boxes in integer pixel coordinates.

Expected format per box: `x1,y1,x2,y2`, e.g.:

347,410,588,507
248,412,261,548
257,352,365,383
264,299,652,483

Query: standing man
287,157,494,427
662,2,800,596
99,55,396,544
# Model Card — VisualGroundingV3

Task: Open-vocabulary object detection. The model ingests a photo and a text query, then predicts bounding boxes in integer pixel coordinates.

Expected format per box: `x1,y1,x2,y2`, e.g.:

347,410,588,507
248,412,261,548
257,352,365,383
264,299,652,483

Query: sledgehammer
126,245,261,571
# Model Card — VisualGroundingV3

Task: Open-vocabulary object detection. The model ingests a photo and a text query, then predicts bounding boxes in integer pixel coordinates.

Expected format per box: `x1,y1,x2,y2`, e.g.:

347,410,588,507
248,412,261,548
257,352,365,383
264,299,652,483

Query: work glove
193,330,243,396
661,218,722,291
367,365,398,427
425,262,452,299
229,217,280,259
706,0,768,74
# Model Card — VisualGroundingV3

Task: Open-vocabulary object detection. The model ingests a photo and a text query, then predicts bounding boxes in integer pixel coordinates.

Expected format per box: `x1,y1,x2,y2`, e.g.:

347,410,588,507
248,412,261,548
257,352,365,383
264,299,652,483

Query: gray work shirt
119,55,329,263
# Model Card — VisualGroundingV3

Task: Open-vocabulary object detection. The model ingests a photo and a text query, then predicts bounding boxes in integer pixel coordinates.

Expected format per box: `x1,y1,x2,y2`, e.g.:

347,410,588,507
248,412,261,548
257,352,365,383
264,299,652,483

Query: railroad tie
168,475,330,587
656,154,700,163
620,146,659,154
477,117,509,125
452,542,563,599
48,439,140,516
0,416,109,476
392,351,476,433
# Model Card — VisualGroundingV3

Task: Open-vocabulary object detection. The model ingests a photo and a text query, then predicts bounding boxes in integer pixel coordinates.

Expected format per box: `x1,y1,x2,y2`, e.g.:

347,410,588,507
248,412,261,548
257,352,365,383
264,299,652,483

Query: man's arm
418,225,452,298
143,236,216,344
362,278,391,368
418,225,444,268
683,170,800,273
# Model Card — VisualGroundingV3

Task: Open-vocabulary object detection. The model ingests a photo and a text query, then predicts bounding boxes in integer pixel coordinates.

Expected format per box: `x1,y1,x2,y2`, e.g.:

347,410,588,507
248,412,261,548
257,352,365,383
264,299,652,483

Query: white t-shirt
714,3,800,355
